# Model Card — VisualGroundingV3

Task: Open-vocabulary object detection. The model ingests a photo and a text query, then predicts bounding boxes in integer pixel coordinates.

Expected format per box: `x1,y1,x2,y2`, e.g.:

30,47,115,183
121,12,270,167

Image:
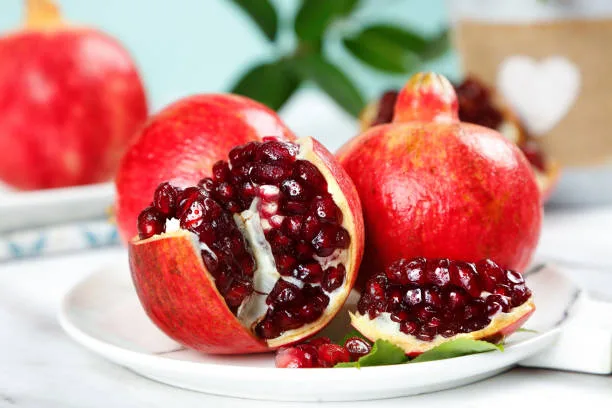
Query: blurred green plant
228,0,448,117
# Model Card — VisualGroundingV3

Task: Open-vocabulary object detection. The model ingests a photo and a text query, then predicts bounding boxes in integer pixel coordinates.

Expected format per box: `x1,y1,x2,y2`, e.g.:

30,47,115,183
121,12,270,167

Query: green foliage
334,336,503,368
227,0,449,116
228,0,278,41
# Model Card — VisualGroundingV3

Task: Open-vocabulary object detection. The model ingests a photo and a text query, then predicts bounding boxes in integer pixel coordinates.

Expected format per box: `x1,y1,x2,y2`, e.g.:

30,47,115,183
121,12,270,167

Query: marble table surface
2,206,612,407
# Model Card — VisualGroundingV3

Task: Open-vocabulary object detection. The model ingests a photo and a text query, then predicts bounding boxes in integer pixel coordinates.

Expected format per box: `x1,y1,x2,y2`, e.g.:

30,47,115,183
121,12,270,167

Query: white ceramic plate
58,262,583,402
0,182,114,232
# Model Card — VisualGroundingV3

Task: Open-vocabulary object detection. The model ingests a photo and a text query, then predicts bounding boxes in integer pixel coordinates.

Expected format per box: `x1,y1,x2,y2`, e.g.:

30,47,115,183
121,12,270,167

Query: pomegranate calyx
393,72,459,124
25,0,63,29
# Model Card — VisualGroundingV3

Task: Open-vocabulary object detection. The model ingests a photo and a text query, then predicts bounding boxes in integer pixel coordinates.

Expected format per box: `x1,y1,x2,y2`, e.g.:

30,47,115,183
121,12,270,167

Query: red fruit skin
129,231,268,354
337,73,542,285
0,28,147,190
116,94,295,241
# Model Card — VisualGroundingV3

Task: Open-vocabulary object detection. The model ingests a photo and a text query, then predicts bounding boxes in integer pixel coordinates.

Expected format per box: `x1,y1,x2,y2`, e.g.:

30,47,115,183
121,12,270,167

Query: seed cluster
357,258,531,341
136,139,351,339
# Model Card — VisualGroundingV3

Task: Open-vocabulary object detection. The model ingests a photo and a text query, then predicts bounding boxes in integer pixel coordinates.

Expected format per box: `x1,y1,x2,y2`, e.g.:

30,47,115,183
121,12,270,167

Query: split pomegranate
352,257,535,356
0,0,147,190
275,336,371,368
115,94,295,241
358,77,559,201
338,72,542,285
129,137,364,354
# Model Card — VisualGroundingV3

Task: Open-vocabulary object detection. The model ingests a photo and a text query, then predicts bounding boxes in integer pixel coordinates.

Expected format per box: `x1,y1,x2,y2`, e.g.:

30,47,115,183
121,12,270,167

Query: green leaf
339,329,369,346
343,35,420,74
336,339,408,368
231,61,300,111
420,29,450,61
294,0,360,42
229,0,278,41
359,25,429,53
410,339,504,364
290,55,364,116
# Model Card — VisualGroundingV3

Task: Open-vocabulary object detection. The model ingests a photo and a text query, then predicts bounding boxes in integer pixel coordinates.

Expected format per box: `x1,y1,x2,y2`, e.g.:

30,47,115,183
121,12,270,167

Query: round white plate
59,262,582,402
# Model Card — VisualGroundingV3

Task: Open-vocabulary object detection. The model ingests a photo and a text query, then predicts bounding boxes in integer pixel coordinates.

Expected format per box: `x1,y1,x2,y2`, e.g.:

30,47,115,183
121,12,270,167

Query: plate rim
57,264,580,379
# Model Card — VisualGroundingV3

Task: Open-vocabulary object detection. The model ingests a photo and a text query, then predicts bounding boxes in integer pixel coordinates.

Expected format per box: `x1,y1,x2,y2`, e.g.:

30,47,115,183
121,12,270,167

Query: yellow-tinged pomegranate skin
337,73,542,285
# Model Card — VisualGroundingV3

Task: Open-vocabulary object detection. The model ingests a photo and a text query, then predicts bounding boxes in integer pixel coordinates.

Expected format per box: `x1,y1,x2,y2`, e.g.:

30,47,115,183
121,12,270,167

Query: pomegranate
338,72,542,284
129,137,364,354
115,94,295,241
359,77,560,201
0,0,147,190
352,257,535,356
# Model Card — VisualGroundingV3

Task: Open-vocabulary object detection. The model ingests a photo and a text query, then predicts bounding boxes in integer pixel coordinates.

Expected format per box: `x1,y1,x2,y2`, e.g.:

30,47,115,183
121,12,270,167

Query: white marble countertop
1,206,612,407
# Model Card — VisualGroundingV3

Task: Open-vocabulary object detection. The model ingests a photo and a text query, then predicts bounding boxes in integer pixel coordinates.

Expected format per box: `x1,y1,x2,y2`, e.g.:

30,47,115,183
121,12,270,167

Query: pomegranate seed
321,265,346,293
292,262,323,284
403,287,422,306
386,288,404,309
317,343,351,367
444,288,468,311
255,318,280,339
281,216,303,239
400,320,419,334
275,254,297,276
426,259,451,286
450,261,482,297
212,160,230,182
275,346,316,368
423,286,443,308
477,259,505,292
180,200,205,230
344,337,372,360
197,177,215,193
153,182,177,216
311,195,341,223
249,163,292,184
390,310,409,323
295,241,314,261
229,141,258,167
137,206,165,239
280,179,309,201
266,279,303,307
255,140,298,163
311,224,338,257
280,199,308,215
506,269,524,285
224,278,253,308
300,215,321,241
293,160,327,191
215,182,235,201
335,228,350,249
493,284,512,297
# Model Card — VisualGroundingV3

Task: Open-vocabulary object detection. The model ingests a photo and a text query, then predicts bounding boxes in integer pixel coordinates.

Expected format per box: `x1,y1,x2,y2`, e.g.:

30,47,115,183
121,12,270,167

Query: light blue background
0,0,457,112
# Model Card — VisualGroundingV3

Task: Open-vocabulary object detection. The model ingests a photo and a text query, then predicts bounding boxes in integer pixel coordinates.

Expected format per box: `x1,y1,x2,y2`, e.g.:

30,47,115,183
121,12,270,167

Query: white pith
156,137,355,345
351,294,535,354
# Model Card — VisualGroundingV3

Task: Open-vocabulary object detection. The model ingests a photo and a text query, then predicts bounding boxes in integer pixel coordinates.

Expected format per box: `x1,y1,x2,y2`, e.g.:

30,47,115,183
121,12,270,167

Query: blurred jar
449,0,612,206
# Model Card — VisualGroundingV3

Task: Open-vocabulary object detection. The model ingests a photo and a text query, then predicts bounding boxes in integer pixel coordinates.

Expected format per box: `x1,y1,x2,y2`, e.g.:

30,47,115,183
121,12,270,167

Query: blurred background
0,0,454,112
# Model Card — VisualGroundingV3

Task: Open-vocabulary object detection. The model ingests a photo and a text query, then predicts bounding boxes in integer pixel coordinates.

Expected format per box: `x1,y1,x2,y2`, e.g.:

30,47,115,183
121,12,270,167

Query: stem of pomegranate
25,0,62,29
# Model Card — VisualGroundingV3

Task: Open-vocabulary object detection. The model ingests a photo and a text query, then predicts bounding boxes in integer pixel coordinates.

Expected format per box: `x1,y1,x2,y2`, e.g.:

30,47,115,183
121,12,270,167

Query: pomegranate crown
393,72,459,124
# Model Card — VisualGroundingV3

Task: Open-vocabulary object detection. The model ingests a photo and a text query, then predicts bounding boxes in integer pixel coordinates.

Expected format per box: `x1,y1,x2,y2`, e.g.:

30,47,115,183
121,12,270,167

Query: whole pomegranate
359,77,560,201
0,0,147,190
115,94,295,241
129,137,364,354
353,257,534,356
337,72,542,284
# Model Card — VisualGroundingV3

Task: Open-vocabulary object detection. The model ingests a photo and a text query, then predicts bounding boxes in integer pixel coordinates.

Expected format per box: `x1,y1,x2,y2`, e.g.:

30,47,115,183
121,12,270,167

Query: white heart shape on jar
497,56,581,136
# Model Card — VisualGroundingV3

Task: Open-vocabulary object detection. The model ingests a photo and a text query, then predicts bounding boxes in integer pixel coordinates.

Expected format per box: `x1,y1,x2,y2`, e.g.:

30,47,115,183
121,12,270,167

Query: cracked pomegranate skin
116,94,295,241
337,73,542,285
0,26,147,190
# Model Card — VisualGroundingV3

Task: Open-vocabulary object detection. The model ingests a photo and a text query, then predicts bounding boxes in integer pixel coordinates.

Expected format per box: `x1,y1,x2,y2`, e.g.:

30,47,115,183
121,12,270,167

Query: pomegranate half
115,94,295,241
129,137,364,354
352,257,535,356
338,72,542,285
0,0,147,190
